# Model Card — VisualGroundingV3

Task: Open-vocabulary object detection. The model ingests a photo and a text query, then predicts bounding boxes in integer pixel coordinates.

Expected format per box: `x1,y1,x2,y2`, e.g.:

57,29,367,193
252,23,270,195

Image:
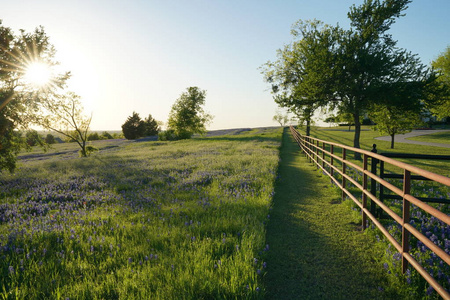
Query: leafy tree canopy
262,0,438,158
143,114,160,136
122,112,145,140
430,46,450,120
0,20,70,171
167,87,213,139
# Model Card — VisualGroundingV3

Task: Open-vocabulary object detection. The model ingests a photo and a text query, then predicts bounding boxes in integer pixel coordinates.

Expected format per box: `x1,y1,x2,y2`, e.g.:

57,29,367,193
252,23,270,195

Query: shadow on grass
264,128,400,299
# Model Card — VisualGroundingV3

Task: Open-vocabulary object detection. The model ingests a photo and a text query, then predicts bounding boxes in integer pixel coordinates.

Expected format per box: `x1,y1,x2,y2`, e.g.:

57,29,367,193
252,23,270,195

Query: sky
2,0,450,131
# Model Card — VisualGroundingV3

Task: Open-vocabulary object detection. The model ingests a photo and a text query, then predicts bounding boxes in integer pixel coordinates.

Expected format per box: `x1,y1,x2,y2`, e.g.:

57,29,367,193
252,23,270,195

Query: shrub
87,132,100,141
44,133,56,144
158,129,176,141
101,131,113,140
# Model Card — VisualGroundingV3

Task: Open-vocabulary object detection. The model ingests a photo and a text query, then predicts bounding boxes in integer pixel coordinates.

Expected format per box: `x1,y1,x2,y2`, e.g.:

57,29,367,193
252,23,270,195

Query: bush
44,134,56,144
79,145,98,157
25,130,43,147
101,131,114,140
158,130,176,141
87,132,100,141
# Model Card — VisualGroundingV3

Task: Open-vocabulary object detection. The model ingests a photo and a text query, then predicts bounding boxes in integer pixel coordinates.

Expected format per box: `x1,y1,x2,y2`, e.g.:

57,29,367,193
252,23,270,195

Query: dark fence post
370,144,378,216
379,160,385,218
342,148,347,202
402,170,411,273
322,142,325,170
330,145,334,178
363,154,368,229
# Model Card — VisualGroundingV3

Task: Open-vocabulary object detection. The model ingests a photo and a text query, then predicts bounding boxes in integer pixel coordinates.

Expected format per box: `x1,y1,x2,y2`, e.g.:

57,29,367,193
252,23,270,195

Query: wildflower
8,266,14,275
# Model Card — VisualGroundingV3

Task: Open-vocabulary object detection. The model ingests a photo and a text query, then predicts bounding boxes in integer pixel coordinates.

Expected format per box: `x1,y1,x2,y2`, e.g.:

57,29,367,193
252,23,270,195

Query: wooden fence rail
290,126,450,299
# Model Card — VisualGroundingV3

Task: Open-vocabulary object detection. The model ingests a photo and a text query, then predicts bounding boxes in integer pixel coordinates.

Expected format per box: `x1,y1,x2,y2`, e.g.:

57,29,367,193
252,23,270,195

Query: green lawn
407,130,450,144
303,125,450,176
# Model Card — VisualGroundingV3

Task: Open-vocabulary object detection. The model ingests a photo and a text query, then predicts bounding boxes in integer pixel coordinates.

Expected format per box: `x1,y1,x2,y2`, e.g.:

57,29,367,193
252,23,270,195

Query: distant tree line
121,87,213,141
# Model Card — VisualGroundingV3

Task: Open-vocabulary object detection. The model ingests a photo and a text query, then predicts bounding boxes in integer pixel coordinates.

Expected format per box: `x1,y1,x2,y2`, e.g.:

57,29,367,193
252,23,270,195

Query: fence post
370,144,378,216
402,170,411,273
342,148,347,202
330,145,334,178
322,142,325,170
379,161,385,218
362,154,368,230
316,140,320,168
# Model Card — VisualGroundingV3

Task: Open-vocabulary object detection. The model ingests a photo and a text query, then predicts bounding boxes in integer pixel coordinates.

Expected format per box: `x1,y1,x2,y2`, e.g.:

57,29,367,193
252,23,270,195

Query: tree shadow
263,128,399,299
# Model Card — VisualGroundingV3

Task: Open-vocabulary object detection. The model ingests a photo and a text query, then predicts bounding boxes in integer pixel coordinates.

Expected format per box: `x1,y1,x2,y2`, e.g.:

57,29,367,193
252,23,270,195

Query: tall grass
0,128,282,299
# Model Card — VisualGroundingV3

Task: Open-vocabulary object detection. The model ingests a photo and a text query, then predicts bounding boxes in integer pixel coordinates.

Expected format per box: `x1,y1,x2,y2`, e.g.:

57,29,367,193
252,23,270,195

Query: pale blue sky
3,0,449,130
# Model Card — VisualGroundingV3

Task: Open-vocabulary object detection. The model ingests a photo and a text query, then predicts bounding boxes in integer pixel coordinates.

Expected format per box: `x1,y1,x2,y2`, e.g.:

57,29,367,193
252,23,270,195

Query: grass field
303,125,450,176
407,130,450,144
1,128,282,299
2,126,448,299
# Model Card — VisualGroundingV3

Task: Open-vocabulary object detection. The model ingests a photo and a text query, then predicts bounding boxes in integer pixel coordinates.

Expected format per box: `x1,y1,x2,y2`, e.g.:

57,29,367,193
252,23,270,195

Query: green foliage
143,114,160,136
262,20,335,136
87,132,100,141
0,20,70,172
430,46,450,120
167,87,213,139
369,104,423,148
25,130,43,147
79,145,98,157
158,129,176,141
101,131,113,140
263,0,437,156
121,111,145,140
44,133,56,144
0,115,22,173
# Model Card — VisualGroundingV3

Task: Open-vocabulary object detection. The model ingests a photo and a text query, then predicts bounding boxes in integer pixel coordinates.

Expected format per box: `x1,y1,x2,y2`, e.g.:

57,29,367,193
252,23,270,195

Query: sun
24,62,52,87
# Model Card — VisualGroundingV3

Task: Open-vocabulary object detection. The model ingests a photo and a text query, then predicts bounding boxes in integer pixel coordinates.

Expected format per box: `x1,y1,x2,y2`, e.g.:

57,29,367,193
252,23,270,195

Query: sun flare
24,62,52,87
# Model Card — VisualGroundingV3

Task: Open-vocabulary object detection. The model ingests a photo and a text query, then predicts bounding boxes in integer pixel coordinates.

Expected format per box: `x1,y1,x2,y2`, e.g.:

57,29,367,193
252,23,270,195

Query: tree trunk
306,119,311,136
390,134,395,149
353,113,361,160
80,140,87,157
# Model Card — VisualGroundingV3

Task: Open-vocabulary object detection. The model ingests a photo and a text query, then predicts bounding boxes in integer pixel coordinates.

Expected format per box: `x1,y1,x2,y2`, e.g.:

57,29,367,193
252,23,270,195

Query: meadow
1,128,282,299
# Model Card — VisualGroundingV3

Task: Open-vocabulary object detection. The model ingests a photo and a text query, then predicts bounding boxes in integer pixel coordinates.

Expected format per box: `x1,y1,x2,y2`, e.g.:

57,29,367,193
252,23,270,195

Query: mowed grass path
264,129,401,299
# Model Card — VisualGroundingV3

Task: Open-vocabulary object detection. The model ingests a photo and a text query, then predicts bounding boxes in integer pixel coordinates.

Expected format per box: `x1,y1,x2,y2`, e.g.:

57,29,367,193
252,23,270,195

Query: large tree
167,87,213,139
0,21,69,171
263,0,436,158
333,0,433,157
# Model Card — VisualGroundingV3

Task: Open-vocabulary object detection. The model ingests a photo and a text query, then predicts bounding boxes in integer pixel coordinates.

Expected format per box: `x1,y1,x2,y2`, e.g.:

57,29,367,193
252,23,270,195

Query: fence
290,126,450,299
